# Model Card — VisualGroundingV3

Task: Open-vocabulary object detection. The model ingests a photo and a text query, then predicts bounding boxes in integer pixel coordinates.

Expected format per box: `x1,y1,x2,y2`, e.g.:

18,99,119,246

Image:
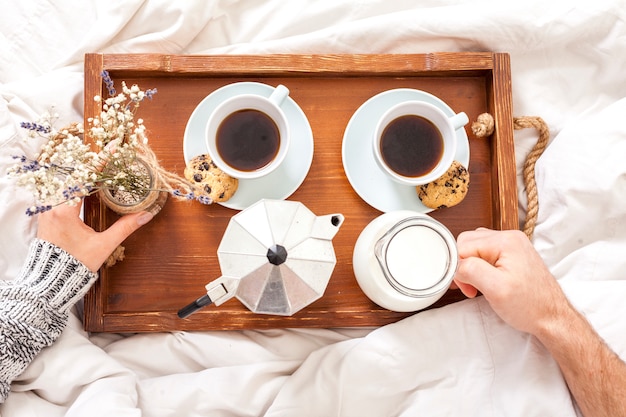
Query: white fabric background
1,1,626,415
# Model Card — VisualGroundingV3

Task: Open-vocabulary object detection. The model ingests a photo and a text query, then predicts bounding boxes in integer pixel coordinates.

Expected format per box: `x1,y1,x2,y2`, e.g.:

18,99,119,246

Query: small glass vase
98,157,168,216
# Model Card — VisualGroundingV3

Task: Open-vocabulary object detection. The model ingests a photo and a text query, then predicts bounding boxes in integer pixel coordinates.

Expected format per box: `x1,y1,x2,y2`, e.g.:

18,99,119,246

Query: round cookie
416,161,469,209
184,154,238,202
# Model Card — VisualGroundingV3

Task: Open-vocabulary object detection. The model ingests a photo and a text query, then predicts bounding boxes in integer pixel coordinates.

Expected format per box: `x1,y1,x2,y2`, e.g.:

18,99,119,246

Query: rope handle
471,113,550,239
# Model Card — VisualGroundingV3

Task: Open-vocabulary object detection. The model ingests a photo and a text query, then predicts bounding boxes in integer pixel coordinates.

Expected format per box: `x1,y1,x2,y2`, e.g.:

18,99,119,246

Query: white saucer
183,82,314,210
342,89,470,213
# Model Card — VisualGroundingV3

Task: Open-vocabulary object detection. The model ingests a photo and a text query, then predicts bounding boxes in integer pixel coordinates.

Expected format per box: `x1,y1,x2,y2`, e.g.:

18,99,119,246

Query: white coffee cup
373,101,468,186
206,84,290,180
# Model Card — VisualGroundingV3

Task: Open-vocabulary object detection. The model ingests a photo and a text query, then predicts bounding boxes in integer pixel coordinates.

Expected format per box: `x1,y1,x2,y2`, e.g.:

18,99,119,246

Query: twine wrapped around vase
134,142,207,201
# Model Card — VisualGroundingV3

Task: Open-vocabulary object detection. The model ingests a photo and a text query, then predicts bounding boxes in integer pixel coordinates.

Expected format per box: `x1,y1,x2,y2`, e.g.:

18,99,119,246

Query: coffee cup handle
269,84,290,107
450,111,469,130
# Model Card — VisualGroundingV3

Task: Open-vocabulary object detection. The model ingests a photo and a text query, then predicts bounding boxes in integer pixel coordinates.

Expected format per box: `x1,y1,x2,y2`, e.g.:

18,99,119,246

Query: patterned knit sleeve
0,239,98,402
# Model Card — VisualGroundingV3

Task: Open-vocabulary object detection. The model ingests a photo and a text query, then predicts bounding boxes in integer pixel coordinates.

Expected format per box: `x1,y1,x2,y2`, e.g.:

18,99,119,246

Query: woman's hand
36,202,154,272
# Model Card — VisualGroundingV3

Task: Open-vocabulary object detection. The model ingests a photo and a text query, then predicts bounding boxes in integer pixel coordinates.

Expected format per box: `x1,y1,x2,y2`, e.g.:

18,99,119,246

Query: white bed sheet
1,1,626,415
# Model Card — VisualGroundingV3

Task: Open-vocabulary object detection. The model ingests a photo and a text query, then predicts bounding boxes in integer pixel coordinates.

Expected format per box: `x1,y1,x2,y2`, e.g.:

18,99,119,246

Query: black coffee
216,109,280,172
380,115,444,177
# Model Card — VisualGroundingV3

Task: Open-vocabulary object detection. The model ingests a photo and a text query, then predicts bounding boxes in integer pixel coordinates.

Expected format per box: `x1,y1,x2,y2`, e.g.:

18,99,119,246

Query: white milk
385,225,449,290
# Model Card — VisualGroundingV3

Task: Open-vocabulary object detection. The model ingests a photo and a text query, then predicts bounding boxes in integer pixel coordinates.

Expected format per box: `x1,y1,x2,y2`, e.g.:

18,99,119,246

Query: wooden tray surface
83,53,516,332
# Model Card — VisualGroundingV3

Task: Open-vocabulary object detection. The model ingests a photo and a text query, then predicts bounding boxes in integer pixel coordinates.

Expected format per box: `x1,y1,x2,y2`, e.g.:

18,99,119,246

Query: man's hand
453,228,567,335
454,228,626,417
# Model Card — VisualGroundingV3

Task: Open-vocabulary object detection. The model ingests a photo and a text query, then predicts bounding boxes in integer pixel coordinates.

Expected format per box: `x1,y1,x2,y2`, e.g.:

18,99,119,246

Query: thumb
100,211,154,249
453,256,498,299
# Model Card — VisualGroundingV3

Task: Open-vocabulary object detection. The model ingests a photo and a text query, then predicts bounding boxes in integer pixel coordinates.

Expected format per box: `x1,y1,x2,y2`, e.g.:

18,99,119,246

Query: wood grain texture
83,53,517,332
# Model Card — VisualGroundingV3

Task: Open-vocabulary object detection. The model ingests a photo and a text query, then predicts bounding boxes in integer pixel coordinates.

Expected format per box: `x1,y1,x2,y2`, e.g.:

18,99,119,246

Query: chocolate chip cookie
184,154,238,202
416,160,469,209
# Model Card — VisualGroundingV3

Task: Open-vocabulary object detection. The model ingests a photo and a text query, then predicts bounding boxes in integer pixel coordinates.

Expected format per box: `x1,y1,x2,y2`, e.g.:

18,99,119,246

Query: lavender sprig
101,70,116,96
172,189,212,205
11,155,39,173
25,205,53,216
62,185,83,201
20,122,51,134
145,88,158,99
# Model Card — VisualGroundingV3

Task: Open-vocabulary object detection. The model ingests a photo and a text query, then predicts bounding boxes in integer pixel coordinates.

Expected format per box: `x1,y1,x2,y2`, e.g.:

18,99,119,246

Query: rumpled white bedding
1,1,626,415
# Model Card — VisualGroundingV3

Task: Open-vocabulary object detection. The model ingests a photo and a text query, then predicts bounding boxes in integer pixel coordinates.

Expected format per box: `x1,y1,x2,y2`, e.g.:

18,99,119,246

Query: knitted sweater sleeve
0,239,98,402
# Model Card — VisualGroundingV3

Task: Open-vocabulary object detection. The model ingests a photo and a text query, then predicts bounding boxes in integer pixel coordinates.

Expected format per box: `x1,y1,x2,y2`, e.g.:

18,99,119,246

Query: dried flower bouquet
8,71,211,216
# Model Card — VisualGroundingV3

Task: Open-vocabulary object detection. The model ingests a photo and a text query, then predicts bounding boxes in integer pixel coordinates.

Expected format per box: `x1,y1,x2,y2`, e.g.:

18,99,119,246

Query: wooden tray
83,53,516,332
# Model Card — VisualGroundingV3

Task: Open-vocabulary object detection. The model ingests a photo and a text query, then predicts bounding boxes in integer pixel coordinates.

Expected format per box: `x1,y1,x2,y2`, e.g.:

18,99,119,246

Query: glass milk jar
352,211,458,312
